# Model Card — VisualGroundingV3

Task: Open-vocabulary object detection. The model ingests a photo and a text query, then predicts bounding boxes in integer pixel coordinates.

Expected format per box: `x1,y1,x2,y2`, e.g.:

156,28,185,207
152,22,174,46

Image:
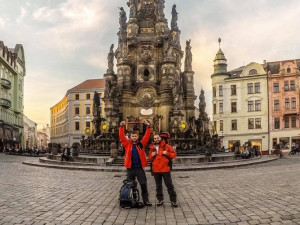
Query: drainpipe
267,71,270,154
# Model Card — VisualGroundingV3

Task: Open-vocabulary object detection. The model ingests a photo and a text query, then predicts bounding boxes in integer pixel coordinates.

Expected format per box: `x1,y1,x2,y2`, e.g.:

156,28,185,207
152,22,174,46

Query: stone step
23,157,279,172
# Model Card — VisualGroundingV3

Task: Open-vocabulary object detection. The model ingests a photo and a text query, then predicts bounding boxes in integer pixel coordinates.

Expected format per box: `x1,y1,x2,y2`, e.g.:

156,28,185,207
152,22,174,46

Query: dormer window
287,68,291,73
249,69,257,75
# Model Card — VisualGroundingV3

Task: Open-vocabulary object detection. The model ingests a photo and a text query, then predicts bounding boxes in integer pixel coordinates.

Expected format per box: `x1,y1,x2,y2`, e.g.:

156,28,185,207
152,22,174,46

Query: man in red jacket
119,120,152,206
148,134,178,207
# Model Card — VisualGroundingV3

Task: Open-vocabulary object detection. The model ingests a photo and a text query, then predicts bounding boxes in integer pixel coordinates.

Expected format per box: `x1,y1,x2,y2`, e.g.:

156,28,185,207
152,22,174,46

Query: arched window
249,69,257,75
144,69,150,77
287,68,291,73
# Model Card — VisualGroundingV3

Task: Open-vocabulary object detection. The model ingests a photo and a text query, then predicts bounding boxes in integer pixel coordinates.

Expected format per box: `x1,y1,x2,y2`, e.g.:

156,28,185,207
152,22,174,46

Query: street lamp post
222,131,224,148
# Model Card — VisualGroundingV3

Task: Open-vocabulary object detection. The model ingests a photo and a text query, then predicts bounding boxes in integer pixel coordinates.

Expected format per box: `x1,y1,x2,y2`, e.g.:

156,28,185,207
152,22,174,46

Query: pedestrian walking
119,120,152,206
148,134,178,207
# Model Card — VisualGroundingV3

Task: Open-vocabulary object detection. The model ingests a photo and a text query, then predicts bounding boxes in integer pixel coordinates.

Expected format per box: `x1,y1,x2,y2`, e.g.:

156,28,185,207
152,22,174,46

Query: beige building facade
50,79,105,147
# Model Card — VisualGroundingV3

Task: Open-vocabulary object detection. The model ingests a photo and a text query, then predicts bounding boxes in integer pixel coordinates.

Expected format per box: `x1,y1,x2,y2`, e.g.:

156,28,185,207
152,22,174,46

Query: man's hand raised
144,120,150,126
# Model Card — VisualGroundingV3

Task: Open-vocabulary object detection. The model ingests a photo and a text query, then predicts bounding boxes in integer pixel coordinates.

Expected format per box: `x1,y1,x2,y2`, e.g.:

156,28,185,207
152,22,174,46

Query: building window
213,103,216,114
248,83,253,94
86,121,90,128
220,120,223,131
274,118,280,129
86,93,90,99
292,97,296,109
248,118,254,129
255,118,261,129
255,100,261,111
285,98,290,109
274,100,280,111
284,117,289,128
86,107,90,115
219,102,223,114
75,94,79,100
273,83,279,93
290,80,295,91
249,69,257,75
231,85,236,95
254,82,260,93
213,87,216,97
248,101,254,112
231,102,237,113
75,122,80,131
75,107,80,115
292,117,297,128
287,68,291,73
214,121,217,133
231,120,237,130
219,85,223,97
284,81,289,91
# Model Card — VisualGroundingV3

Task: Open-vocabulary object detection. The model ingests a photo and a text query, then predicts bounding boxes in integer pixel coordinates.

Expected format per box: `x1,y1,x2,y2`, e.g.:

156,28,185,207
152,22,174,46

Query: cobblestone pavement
0,154,300,225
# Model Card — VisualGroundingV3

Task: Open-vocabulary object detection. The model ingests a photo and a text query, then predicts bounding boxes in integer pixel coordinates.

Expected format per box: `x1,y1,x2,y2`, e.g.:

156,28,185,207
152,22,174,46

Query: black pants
153,172,176,202
127,168,149,203
61,154,69,161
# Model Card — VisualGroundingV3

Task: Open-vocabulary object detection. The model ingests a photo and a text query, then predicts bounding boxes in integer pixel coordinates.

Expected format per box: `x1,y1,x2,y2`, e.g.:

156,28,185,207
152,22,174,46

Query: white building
211,41,269,151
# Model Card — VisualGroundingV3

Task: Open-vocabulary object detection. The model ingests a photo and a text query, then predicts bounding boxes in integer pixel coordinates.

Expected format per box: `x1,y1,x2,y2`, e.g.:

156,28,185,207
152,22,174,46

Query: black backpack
119,179,144,208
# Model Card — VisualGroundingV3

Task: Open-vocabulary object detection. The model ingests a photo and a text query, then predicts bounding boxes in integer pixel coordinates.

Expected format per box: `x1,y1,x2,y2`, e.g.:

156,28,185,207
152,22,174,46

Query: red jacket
119,126,151,168
148,140,176,173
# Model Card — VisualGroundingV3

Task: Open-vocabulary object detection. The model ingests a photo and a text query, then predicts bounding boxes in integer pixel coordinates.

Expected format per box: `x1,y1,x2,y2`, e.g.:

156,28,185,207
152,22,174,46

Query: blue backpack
119,179,144,208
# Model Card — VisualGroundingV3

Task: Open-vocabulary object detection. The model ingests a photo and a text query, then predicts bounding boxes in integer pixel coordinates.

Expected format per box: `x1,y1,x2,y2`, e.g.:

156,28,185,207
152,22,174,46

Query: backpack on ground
119,179,144,208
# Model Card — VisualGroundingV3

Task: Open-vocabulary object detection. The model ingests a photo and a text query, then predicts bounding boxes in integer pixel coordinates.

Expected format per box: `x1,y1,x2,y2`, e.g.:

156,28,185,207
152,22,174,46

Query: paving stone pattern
0,154,300,225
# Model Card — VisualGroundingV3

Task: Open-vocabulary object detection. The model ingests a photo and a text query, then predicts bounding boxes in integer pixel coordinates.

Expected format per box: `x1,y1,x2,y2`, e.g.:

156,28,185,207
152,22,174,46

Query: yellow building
50,79,105,146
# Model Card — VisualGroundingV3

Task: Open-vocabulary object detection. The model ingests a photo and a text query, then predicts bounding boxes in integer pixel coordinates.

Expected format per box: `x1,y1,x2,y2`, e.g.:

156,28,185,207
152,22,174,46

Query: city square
1,154,300,225
1,1,300,225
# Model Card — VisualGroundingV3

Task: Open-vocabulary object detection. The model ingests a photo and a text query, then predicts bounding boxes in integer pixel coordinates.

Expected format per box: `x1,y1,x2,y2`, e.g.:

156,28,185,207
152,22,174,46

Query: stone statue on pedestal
119,7,127,31
184,39,192,71
107,44,114,73
171,4,178,30
199,89,206,114
172,80,182,110
155,0,165,18
127,0,138,18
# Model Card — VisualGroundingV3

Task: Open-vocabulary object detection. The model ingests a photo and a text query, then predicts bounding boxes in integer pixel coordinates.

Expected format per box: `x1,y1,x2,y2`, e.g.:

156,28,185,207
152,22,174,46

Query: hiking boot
143,202,152,206
156,200,164,206
171,202,178,208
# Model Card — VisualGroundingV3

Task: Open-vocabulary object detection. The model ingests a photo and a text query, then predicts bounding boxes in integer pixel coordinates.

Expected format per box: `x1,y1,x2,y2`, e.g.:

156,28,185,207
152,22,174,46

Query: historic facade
23,116,37,149
103,0,196,135
0,41,25,151
211,39,269,151
50,79,105,146
267,59,300,151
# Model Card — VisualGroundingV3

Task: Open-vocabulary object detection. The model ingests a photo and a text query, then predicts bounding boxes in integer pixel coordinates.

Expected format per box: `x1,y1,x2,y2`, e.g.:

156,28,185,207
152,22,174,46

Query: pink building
268,59,300,150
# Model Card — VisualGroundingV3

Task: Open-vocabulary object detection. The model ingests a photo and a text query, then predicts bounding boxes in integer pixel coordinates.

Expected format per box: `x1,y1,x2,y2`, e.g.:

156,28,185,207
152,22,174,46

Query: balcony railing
1,78,11,89
0,98,11,108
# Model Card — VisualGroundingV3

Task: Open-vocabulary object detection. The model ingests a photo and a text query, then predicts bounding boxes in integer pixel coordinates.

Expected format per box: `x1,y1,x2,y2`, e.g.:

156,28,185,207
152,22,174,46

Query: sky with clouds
0,0,299,128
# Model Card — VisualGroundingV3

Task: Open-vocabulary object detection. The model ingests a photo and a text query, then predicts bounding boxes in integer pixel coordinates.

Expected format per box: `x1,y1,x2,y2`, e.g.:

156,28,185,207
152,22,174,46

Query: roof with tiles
68,79,105,92
267,59,300,74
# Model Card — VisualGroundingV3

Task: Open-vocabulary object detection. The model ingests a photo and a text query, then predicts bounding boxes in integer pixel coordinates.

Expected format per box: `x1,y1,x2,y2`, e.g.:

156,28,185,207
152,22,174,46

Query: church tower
103,0,196,134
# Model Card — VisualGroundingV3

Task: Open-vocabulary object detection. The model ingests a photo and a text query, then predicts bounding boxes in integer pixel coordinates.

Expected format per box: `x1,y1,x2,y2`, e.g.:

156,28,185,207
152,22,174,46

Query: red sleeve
148,146,155,161
119,126,129,147
166,144,176,159
140,126,151,147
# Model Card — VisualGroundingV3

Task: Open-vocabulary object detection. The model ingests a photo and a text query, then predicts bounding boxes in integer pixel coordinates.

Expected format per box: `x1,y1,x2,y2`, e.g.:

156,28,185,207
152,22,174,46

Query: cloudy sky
0,0,299,128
